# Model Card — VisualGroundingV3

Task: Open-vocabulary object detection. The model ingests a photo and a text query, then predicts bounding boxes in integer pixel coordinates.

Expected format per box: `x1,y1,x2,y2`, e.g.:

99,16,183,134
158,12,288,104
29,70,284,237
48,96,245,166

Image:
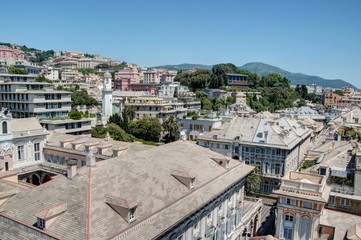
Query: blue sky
2,0,361,87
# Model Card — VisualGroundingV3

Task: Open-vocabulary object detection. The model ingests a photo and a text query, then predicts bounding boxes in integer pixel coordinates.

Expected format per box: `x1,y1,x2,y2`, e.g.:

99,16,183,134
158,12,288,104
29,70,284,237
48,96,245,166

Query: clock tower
0,108,13,172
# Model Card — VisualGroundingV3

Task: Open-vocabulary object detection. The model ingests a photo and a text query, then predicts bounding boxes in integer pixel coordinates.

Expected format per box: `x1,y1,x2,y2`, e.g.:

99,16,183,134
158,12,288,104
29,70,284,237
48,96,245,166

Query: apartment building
197,116,312,194
0,74,71,119
0,45,25,60
178,115,223,140
126,96,187,122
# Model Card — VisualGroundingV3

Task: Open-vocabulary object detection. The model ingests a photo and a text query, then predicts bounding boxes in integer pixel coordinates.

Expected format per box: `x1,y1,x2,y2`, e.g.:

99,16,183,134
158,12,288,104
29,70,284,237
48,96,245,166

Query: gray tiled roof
0,140,254,240
199,116,312,149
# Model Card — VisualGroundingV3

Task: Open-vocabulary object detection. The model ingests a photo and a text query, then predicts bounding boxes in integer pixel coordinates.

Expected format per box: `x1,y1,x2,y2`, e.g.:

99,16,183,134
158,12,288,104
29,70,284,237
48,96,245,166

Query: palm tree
162,115,179,142
124,106,135,121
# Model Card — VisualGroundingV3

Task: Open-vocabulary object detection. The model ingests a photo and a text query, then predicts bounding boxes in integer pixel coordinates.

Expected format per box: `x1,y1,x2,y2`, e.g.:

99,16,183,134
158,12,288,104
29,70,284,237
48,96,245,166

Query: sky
1,0,361,87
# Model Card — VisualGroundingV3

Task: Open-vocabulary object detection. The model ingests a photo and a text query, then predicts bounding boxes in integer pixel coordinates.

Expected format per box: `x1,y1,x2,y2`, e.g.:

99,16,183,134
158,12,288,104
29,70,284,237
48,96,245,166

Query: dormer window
171,170,196,190
37,218,45,230
34,203,67,230
190,177,195,189
105,194,138,224
129,208,136,222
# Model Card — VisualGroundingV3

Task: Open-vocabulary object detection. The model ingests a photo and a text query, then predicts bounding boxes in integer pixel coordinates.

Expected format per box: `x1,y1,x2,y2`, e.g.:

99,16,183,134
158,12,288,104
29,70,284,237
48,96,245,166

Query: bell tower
102,71,113,124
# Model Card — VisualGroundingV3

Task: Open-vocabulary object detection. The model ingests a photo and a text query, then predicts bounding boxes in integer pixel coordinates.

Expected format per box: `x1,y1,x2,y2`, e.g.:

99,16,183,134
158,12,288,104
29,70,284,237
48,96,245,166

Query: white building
0,74,72,119
44,67,60,81
0,110,48,172
102,71,113,124
143,69,160,83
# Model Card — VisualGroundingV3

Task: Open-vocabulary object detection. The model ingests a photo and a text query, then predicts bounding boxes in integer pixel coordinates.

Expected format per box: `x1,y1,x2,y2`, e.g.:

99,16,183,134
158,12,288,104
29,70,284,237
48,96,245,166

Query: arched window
2,121,8,134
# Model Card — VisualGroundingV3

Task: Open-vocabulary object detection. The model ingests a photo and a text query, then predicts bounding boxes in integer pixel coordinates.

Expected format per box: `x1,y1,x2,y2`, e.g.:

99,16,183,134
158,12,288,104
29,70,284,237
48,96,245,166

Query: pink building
0,45,25,60
114,78,158,95
115,68,140,83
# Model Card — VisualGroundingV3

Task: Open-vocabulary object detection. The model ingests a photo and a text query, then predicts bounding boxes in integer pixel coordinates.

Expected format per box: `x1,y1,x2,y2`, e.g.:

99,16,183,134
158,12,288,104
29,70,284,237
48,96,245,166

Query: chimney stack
66,159,78,179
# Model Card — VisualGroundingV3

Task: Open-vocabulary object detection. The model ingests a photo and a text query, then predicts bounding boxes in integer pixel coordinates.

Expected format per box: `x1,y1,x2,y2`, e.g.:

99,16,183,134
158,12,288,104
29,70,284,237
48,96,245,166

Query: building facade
273,172,329,240
0,75,71,119
0,111,47,172
227,73,249,88
126,96,188,123
0,140,264,240
197,116,312,194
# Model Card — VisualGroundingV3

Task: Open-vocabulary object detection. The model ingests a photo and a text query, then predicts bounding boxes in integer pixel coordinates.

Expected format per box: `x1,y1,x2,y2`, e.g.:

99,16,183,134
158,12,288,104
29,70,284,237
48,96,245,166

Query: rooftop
199,116,312,149
0,140,254,240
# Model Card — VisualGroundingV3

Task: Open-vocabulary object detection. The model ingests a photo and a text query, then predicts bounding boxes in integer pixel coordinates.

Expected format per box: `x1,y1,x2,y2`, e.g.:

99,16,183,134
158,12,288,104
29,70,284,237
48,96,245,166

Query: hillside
152,63,212,71
152,62,357,89
239,62,357,89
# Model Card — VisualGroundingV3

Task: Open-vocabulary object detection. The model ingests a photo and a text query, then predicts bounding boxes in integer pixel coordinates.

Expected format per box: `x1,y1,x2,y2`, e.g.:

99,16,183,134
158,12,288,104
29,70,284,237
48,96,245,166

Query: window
285,215,294,222
216,143,220,149
303,201,312,209
2,121,8,134
275,164,280,175
17,145,24,160
284,228,293,240
37,218,45,229
328,196,335,204
282,198,295,206
34,143,40,161
340,198,349,206
190,178,195,189
129,208,136,222
225,144,229,150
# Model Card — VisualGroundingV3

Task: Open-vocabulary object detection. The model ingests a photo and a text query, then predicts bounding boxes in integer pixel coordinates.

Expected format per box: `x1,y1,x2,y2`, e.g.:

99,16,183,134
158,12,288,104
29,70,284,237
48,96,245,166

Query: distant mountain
152,63,212,71
239,62,357,89
153,62,357,90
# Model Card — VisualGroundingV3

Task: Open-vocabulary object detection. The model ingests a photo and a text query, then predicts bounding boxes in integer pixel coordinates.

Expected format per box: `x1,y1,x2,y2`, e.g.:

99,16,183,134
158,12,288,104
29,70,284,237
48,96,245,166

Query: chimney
66,159,78,179
86,151,96,167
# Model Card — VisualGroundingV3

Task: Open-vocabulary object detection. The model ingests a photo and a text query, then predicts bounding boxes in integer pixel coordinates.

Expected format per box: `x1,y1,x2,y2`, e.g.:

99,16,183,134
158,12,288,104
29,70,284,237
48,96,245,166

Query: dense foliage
245,166,261,197
174,69,211,91
56,86,98,107
129,118,162,142
174,63,321,112
36,75,53,83
68,111,82,120
8,66,28,74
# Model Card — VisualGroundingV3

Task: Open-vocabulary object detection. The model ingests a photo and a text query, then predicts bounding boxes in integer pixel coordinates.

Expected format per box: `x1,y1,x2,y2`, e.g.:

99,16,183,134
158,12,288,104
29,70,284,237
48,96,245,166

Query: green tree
201,98,213,110
245,166,261,197
69,111,82,120
124,106,135,121
35,75,53,83
108,113,122,126
106,123,135,142
129,118,162,142
91,126,107,138
8,66,28,74
209,63,239,88
174,69,211,91
162,115,179,142
334,89,344,96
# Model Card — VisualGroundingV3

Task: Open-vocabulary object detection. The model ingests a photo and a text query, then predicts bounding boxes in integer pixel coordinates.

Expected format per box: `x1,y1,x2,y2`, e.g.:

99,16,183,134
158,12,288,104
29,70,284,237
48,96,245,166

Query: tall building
102,71,113,123
0,74,71,119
